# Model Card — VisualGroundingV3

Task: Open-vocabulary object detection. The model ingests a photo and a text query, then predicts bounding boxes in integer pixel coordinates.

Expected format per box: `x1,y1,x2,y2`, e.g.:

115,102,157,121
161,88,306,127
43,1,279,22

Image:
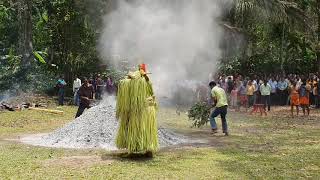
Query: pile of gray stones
21,96,192,150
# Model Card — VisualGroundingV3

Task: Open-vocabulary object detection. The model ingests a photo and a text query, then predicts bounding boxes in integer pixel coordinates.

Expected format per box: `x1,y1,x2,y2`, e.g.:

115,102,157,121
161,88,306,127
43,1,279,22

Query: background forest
0,0,319,94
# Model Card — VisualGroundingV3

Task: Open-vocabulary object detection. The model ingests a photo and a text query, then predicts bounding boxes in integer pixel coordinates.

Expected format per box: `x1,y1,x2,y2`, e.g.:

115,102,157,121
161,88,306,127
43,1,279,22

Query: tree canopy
0,0,319,93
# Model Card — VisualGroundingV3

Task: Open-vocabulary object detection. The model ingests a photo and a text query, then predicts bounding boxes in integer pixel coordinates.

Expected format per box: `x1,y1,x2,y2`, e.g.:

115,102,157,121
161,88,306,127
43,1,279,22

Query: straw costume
116,64,158,156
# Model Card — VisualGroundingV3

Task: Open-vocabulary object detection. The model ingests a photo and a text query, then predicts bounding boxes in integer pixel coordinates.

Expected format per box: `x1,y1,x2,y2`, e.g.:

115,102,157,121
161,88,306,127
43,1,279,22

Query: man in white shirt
73,76,82,106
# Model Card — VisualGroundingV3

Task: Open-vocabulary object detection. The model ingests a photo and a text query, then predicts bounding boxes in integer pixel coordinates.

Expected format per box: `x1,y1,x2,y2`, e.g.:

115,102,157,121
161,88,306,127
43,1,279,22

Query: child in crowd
239,81,248,112
247,80,255,108
230,86,239,111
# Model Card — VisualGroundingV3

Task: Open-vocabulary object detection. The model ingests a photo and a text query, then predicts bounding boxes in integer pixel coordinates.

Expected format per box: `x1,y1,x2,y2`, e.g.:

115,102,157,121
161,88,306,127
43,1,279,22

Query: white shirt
260,83,272,96
73,78,82,92
296,79,302,89
253,80,258,92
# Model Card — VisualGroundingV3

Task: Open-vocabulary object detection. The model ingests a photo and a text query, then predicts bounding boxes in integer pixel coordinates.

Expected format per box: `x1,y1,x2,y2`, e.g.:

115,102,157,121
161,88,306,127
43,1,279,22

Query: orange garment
300,97,309,105
299,84,310,105
291,92,300,106
290,85,300,106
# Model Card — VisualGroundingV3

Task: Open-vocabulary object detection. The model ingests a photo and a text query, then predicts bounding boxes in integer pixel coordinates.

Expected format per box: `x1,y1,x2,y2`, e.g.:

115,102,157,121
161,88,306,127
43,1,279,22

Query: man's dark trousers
75,103,90,118
261,95,271,111
58,88,64,106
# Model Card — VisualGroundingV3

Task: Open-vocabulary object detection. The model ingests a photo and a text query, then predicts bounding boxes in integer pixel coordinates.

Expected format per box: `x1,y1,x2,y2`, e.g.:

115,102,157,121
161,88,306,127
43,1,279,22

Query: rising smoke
99,0,232,98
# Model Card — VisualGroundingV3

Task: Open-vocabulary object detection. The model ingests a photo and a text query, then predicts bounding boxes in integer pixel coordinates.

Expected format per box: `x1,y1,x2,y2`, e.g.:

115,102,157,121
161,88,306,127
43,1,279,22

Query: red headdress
139,64,147,73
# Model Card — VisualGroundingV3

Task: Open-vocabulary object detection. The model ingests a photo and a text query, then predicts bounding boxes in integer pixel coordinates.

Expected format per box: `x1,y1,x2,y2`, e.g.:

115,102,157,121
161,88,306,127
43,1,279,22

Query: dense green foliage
0,0,319,94
221,0,320,75
0,0,110,94
188,102,211,128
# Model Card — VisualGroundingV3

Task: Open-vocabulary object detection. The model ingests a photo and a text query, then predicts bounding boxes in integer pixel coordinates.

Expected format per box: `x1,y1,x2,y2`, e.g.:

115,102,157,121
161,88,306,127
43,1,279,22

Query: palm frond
234,0,307,25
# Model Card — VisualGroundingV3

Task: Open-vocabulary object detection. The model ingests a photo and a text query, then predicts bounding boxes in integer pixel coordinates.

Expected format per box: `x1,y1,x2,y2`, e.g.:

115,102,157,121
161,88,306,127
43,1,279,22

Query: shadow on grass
101,151,155,162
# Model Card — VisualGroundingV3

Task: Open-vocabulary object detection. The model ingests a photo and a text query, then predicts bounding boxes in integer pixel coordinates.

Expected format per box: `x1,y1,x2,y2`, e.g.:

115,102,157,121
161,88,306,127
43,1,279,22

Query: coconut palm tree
231,0,307,73
234,0,305,24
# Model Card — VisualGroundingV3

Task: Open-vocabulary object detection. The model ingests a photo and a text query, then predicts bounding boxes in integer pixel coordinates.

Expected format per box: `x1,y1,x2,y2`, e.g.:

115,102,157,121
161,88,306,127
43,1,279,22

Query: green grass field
0,106,319,179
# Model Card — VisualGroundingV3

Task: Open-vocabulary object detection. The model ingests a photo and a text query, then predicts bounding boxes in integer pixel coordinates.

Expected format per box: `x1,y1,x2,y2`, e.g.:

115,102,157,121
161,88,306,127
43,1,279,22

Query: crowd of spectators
203,73,320,116
70,75,116,106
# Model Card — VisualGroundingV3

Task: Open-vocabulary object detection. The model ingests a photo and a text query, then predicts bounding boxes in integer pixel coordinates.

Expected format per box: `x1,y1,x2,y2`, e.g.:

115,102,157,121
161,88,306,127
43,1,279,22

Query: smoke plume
99,0,232,97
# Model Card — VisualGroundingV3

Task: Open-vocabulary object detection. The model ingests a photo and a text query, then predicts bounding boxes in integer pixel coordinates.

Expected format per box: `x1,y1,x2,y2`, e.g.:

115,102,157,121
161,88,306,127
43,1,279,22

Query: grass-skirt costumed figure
116,64,158,157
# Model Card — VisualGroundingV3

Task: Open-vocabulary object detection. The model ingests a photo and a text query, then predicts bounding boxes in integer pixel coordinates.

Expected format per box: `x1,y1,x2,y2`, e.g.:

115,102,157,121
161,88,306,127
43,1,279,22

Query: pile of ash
21,96,191,150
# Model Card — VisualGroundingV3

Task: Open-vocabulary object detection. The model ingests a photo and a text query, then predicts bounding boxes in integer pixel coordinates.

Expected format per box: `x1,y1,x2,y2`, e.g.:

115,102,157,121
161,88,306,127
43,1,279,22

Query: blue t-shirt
57,79,66,89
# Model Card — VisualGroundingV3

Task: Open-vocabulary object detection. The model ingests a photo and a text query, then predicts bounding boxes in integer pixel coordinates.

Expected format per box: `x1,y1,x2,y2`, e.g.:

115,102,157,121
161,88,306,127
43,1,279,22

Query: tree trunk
20,0,33,69
317,0,320,73
301,3,308,72
280,23,285,75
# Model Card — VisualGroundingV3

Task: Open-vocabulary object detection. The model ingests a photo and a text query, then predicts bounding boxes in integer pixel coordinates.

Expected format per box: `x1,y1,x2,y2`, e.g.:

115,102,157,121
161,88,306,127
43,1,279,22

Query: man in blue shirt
268,77,278,105
56,75,67,106
277,77,288,106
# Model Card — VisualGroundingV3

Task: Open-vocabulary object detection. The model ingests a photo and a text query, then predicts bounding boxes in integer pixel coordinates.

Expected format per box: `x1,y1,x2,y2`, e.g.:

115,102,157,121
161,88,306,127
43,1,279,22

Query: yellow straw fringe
116,71,159,153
